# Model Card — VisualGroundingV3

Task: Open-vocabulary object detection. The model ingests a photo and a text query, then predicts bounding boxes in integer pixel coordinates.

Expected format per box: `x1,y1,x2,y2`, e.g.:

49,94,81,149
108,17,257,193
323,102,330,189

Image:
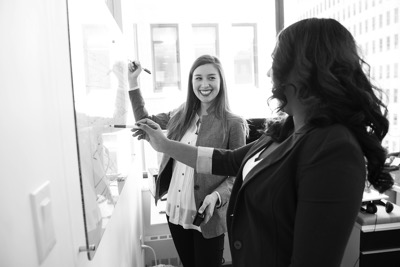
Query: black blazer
211,124,365,267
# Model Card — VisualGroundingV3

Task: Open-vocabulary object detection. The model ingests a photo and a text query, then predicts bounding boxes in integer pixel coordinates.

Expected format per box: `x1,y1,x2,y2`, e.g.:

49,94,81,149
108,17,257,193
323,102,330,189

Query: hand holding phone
193,202,205,226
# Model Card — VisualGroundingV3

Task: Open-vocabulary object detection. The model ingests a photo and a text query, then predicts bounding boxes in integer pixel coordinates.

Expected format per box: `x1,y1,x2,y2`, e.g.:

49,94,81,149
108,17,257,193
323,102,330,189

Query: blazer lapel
241,125,314,186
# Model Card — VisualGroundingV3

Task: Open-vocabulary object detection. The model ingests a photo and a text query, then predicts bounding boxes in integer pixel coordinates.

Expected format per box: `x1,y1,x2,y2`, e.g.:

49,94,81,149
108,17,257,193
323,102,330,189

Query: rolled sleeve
196,147,214,174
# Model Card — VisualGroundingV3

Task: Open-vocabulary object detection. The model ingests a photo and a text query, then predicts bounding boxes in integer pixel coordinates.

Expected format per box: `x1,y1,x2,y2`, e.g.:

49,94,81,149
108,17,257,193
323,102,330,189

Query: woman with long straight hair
128,55,247,267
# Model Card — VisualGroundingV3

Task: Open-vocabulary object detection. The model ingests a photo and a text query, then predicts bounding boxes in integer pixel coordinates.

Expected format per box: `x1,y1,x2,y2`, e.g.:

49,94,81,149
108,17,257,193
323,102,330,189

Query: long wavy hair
167,55,238,141
267,18,393,193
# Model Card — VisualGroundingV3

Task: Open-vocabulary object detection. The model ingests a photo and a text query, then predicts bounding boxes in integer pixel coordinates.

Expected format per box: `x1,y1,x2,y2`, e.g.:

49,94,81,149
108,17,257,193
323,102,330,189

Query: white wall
0,1,144,266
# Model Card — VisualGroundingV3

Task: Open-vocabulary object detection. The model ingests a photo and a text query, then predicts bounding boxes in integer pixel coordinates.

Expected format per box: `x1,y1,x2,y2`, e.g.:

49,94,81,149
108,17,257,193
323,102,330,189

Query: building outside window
151,25,180,92
284,0,400,153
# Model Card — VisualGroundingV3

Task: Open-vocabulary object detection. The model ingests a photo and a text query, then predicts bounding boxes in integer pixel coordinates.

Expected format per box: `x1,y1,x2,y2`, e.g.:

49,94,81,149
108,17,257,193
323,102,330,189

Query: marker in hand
129,60,151,74
109,125,140,129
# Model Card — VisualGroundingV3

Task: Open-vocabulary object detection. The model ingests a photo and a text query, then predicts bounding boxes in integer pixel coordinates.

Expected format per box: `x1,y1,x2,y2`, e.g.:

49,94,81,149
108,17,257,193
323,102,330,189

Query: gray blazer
129,89,246,238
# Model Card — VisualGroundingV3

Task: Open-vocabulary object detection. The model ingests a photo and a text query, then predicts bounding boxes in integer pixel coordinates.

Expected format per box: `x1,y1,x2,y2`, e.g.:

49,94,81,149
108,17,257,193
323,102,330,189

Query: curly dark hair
267,18,393,193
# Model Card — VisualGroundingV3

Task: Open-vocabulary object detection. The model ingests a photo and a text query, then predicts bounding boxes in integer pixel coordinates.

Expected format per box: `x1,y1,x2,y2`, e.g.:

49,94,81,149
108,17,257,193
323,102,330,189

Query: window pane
284,0,400,153
232,24,257,86
151,25,180,92
192,25,218,58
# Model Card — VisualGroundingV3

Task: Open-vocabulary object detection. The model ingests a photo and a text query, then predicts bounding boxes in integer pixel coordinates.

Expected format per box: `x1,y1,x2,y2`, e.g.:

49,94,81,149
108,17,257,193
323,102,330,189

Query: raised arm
128,61,171,129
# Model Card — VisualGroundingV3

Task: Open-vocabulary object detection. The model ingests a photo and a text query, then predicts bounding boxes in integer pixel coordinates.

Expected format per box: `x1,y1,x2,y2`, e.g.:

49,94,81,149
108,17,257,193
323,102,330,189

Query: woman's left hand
198,192,219,224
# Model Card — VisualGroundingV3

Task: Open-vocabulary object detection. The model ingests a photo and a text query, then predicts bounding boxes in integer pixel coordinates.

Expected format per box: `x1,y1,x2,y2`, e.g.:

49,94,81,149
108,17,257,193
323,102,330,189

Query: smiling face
192,64,221,109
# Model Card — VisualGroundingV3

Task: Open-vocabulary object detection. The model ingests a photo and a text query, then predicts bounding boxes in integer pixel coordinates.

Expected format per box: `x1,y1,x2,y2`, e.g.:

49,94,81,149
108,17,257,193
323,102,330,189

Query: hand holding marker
109,125,139,129
129,60,151,74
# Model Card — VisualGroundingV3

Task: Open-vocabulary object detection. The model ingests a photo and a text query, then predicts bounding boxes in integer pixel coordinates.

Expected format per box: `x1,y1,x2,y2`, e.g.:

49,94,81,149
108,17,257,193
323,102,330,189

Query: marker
129,60,151,74
109,125,140,129
142,68,151,74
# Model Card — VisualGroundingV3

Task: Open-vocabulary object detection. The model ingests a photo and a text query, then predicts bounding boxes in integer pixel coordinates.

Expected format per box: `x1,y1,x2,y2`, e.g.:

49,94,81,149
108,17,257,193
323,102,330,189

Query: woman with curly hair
133,18,393,266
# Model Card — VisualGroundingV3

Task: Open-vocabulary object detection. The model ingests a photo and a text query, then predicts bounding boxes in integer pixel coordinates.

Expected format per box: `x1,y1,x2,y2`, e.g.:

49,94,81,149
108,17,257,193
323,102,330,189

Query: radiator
144,234,183,267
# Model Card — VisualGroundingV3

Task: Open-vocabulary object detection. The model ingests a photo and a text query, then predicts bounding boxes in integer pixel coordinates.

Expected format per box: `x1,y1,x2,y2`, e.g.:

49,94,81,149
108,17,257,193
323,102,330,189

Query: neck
199,103,210,116
293,114,306,132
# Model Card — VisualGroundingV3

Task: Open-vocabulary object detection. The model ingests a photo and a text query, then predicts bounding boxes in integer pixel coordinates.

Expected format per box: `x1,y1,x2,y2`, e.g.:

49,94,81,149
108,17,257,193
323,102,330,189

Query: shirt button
177,205,179,208
194,185,200,190
233,241,242,250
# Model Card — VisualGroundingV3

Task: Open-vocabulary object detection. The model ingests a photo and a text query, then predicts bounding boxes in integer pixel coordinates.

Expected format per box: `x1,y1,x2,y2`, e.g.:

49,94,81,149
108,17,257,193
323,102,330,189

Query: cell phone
193,202,205,226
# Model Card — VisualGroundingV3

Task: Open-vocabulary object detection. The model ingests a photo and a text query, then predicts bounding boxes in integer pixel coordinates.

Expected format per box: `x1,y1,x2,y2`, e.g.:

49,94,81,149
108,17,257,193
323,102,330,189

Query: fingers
131,129,144,137
135,119,160,131
128,60,142,74
131,119,159,142
198,195,217,225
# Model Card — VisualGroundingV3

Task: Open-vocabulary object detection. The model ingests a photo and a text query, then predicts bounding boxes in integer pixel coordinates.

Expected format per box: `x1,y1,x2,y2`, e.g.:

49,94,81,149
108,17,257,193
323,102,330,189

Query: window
372,40,376,53
372,17,375,30
231,24,258,86
192,24,219,59
387,64,390,78
284,0,400,154
151,24,181,92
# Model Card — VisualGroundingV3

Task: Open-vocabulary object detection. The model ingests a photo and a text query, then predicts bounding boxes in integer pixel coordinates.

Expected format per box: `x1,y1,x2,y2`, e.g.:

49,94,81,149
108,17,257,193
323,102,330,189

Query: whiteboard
67,0,134,259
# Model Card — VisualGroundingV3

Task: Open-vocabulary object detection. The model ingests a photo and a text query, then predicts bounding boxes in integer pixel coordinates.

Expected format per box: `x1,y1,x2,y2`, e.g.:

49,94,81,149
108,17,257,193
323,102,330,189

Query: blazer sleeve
213,117,247,207
207,141,253,177
129,89,171,129
291,129,365,267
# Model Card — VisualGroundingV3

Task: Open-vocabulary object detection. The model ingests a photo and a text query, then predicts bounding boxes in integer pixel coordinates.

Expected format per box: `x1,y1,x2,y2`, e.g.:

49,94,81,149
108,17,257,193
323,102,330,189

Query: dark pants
167,217,225,267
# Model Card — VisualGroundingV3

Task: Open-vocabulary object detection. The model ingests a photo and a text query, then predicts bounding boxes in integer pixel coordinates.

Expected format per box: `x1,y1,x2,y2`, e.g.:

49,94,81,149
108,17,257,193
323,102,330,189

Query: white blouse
241,149,264,181
166,114,201,231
